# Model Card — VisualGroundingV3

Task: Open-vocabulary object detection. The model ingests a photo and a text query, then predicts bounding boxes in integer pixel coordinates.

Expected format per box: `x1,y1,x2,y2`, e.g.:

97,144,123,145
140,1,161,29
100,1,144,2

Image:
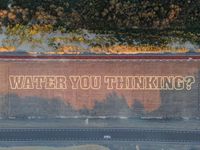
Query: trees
0,94,79,119
90,93,131,117
131,100,145,117
0,0,199,30
150,72,199,119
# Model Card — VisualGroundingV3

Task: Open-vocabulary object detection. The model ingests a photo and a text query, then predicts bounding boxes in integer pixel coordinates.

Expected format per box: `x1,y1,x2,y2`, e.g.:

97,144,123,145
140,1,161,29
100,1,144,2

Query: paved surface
0,119,200,130
0,128,200,143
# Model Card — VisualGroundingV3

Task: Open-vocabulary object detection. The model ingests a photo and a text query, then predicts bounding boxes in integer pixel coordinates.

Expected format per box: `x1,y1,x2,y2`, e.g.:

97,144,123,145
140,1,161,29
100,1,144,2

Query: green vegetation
0,0,199,53
0,0,200,30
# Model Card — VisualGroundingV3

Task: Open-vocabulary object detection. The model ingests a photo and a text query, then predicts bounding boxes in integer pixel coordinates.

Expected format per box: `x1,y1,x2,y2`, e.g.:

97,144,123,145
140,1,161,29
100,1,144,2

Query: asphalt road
0,128,199,143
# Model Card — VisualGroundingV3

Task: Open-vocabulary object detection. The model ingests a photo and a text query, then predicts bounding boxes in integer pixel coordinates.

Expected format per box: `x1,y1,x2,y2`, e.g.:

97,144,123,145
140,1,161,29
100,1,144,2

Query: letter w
9,76,24,89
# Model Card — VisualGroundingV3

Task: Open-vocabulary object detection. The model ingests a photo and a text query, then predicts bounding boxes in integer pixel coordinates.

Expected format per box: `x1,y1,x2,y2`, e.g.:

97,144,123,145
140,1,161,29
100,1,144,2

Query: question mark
185,76,195,90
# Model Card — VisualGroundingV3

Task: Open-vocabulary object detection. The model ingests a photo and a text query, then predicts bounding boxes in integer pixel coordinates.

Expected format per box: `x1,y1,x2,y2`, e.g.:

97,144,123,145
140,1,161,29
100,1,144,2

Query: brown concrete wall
0,59,199,118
